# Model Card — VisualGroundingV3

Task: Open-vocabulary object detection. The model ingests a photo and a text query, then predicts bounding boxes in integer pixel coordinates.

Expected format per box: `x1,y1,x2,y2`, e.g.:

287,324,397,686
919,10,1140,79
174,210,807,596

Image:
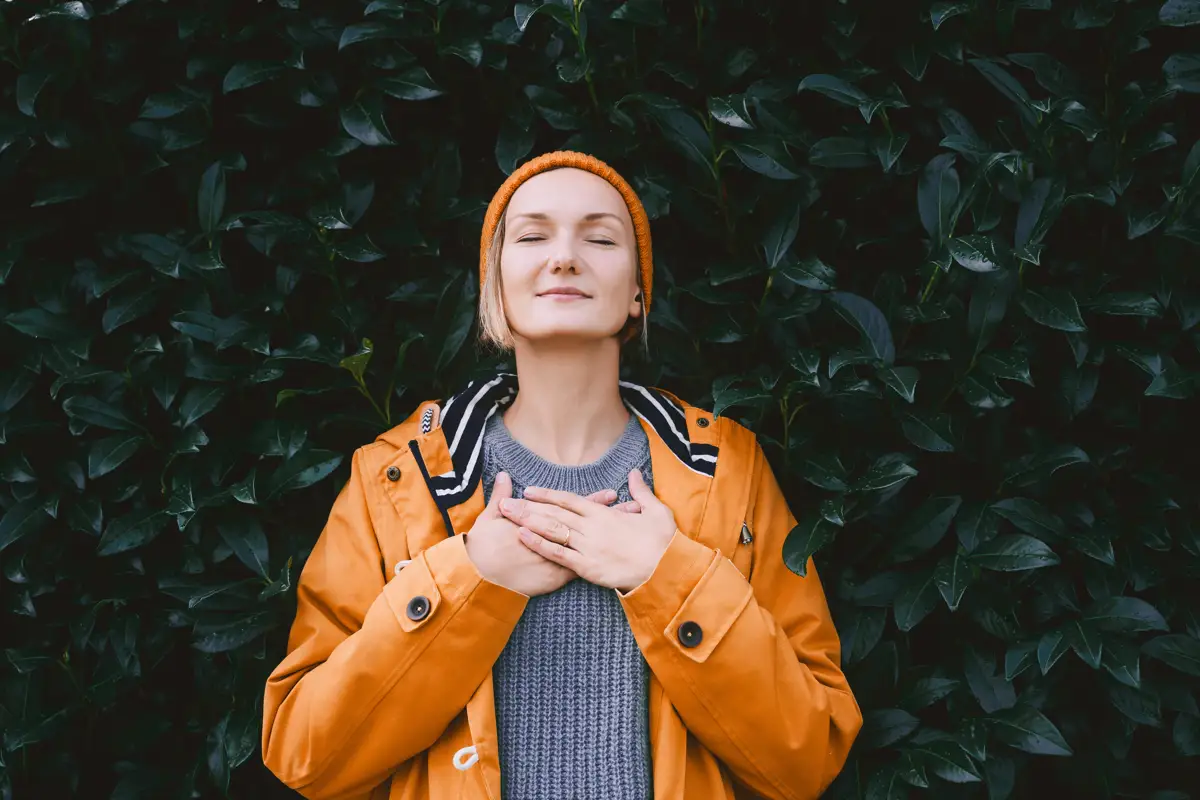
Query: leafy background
1,0,1199,797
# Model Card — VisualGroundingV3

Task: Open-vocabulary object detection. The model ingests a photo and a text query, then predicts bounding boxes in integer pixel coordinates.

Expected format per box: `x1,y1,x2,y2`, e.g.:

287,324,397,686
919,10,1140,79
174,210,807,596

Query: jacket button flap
406,595,431,622
677,620,703,648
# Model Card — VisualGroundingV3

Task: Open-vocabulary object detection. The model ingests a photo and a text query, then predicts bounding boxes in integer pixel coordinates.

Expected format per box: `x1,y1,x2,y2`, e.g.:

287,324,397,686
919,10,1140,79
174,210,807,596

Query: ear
628,291,643,319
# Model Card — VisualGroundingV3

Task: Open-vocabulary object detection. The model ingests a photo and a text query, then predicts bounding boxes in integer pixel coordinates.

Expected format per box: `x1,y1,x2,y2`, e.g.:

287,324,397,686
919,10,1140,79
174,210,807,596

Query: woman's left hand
498,468,676,594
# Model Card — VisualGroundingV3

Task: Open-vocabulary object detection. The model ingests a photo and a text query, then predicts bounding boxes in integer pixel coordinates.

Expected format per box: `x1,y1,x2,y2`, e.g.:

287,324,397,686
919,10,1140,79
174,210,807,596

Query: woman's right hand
463,472,578,597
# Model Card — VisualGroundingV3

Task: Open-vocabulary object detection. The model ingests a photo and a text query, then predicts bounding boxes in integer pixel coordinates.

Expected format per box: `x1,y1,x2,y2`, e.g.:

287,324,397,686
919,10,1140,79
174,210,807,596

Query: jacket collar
411,372,718,515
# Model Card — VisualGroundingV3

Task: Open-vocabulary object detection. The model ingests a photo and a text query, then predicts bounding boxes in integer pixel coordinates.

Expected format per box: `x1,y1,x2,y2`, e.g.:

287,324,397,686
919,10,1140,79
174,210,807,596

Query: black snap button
677,621,703,648
696,417,710,428
406,595,430,621
386,466,401,481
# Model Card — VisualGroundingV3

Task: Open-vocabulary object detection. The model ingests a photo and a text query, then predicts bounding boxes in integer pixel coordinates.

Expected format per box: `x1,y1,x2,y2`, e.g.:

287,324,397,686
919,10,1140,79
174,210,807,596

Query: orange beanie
479,150,654,312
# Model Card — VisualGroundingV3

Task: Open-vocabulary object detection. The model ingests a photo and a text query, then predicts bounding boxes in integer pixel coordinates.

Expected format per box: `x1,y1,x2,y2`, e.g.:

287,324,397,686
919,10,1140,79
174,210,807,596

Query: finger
612,500,642,514
627,468,657,506
483,472,512,519
517,526,580,570
585,489,618,505
522,485,595,516
504,506,575,545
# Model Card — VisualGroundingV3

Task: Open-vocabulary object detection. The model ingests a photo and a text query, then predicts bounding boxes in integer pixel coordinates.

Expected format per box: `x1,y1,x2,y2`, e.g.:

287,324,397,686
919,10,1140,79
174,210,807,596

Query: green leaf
829,291,895,364
809,137,876,169
62,395,139,431
28,2,93,21
915,741,983,783
707,95,753,129
1160,0,1200,26
339,20,403,49
949,235,1006,272
17,69,52,117
379,67,444,101
177,384,227,428
778,256,837,291
1103,637,1143,688
198,162,226,236
901,411,955,452
266,449,344,498
992,705,1073,756
1002,445,1089,486
6,308,81,340
979,351,1033,386
1018,287,1087,332
971,534,1060,571
515,2,573,31
990,497,1067,539
1066,620,1104,669
0,501,51,552
223,62,287,93
341,100,395,146
761,202,802,268
859,708,921,749
930,2,971,29
895,496,963,558
731,141,801,180
1164,54,1200,93
918,154,960,240
1088,292,1164,317
340,339,373,383
875,131,910,172
97,509,167,556
934,552,972,611
782,516,836,577
797,74,869,105
970,59,1034,124
1085,597,1169,633
968,270,1017,357
1175,714,1200,756
1145,365,1196,398
855,453,918,492
877,366,919,402
1037,629,1069,674
894,569,939,631
611,0,667,25
192,612,275,653
88,434,144,479
218,517,270,577
798,452,850,492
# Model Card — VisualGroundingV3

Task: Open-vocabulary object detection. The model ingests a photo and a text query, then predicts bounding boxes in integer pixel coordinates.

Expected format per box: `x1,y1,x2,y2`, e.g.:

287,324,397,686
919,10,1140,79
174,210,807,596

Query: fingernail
501,499,516,512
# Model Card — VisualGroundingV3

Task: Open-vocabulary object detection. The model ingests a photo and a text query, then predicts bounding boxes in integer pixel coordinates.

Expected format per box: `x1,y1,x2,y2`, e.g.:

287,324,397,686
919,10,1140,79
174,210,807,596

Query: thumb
485,471,513,519
628,468,657,506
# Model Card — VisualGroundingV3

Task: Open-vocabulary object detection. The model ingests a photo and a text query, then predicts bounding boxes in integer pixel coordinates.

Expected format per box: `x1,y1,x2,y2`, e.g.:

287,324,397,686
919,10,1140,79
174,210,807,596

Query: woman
262,151,862,800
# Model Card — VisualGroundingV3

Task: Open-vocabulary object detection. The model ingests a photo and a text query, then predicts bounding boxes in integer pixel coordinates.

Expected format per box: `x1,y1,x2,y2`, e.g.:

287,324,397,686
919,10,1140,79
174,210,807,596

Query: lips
537,288,591,298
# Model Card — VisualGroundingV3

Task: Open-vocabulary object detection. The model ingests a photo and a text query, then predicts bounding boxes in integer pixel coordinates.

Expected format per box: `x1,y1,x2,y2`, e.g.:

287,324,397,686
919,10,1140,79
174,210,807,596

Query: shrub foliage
2,0,1199,797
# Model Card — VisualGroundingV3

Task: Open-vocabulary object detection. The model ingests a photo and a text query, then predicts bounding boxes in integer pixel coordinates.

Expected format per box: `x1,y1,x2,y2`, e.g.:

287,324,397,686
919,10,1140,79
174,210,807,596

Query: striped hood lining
427,373,717,511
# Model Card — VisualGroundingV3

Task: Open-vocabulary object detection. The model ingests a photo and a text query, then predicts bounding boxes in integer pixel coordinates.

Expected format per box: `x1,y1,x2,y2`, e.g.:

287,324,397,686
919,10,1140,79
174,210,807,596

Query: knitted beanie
479,151,654,312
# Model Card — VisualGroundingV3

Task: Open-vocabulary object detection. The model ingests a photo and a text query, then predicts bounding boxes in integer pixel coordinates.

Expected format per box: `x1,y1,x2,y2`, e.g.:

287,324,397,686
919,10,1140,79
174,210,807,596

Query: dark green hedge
2,0,1199,797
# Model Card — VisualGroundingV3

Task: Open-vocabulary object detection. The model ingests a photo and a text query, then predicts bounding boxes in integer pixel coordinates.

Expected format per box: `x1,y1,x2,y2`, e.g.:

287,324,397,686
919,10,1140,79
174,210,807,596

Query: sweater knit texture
482,410,654,800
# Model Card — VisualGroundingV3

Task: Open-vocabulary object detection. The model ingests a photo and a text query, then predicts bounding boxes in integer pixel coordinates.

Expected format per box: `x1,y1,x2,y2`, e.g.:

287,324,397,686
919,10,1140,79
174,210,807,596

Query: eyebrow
509,212,624,224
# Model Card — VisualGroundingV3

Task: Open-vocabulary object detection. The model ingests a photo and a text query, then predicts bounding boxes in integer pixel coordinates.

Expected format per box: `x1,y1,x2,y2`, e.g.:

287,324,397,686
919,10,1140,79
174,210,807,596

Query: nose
548,242,579,274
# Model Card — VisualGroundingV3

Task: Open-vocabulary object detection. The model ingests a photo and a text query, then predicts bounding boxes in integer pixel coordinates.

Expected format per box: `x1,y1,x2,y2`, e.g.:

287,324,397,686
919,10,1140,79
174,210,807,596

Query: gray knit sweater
481,410,654,800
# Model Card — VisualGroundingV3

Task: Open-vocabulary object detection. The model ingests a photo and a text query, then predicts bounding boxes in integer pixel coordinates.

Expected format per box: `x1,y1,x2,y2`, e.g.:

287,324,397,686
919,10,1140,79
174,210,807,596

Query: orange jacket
262,373,861,800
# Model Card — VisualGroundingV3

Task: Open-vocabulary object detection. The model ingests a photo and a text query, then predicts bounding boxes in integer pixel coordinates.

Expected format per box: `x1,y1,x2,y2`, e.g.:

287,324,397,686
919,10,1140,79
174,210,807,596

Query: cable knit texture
483,410,654,800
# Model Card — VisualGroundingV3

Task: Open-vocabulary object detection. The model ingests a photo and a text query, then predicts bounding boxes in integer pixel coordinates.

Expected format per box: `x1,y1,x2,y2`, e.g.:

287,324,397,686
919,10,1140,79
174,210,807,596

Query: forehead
506,168,631,224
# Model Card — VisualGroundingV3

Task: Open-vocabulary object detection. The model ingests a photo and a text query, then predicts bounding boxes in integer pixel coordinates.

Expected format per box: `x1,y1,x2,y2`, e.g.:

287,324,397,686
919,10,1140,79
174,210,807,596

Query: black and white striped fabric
427,372,718,514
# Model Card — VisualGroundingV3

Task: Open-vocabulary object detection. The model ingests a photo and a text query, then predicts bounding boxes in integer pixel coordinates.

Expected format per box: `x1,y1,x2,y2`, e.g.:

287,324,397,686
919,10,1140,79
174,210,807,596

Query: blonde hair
478,206,650,354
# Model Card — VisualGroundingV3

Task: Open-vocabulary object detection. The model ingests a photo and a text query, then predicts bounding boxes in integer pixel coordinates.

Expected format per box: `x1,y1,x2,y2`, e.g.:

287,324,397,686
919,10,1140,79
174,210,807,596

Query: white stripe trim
619,381,690,450
447,375,506,457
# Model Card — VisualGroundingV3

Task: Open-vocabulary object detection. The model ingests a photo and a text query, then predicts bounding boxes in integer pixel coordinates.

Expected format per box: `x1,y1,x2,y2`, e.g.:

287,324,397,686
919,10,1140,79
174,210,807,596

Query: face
498,168,642,345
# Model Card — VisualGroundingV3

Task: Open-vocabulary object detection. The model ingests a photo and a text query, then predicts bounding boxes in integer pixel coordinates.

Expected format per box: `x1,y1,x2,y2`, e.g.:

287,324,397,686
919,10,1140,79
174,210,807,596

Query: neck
503,338,630,466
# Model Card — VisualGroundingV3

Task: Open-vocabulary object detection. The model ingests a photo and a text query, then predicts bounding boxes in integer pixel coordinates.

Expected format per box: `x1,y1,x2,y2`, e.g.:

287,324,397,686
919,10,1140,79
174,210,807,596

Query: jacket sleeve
261,448,528,800
618,442,862,800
